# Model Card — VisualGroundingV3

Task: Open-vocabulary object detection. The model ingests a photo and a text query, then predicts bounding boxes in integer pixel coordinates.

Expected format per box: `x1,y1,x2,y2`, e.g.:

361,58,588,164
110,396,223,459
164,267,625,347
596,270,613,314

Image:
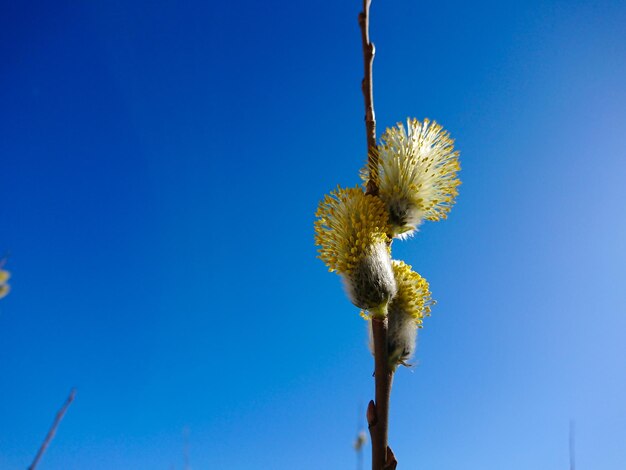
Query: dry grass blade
28,389,77,470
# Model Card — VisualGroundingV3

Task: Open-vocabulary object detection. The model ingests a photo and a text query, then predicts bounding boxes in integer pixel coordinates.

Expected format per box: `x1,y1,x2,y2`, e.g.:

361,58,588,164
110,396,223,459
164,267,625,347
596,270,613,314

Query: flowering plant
313,2,461,468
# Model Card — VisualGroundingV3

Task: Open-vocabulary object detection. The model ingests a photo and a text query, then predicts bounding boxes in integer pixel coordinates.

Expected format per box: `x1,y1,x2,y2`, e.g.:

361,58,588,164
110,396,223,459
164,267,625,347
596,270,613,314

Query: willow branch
359,2,397,468
28,389,76,470
367,318,396,470
359,0,397,470
359,0,378,197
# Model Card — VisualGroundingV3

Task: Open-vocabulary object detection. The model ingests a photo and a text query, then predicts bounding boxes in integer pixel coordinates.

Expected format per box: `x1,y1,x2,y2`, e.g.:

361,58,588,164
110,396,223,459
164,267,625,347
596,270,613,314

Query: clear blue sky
1,1,625,469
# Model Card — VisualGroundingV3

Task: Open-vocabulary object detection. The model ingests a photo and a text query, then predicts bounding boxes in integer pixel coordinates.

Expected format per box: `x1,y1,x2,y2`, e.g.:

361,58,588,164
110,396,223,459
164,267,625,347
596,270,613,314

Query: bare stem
28,389,76,470
359,1,396,468
367,318,396,469
359,0,378,197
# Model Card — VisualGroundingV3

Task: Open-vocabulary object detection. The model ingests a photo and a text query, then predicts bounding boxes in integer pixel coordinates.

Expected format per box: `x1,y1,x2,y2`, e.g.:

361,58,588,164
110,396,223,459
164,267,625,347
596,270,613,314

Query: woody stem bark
359,2,397,469
359,0,378,198
367,318,395,470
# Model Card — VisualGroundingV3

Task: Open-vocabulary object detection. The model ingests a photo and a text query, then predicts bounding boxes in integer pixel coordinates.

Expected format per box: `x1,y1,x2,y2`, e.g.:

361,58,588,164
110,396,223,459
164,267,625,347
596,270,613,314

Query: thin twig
367,318,396,470
359,2,396,468
28,388,76,470
359,0,378,197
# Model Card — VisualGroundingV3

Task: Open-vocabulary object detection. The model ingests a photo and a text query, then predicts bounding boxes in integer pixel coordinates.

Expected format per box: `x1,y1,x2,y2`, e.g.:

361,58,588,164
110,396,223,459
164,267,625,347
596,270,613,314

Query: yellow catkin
390,260,434,325
362,118,461,235
314,186,390,275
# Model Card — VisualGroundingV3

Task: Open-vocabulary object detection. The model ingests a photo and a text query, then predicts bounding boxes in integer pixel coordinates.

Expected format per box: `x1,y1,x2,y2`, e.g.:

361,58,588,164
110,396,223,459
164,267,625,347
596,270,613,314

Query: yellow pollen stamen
362,118,461,236
314,186,391,275
390,260,434,326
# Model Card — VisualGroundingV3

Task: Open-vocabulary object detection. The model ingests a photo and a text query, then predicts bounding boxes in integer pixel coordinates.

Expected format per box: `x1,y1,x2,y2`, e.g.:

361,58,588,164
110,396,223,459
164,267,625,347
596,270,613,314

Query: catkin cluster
315,118,460,369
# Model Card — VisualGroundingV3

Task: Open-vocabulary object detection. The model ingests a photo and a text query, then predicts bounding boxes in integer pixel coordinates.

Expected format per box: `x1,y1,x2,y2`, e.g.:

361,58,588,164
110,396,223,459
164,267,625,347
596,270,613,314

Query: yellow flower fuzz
365,118,461,235
314,186,390,275
390,260,434,326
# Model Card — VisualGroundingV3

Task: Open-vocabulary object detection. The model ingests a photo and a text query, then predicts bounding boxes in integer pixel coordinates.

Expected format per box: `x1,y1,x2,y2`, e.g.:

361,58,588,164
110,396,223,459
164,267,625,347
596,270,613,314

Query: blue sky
1,0,625,469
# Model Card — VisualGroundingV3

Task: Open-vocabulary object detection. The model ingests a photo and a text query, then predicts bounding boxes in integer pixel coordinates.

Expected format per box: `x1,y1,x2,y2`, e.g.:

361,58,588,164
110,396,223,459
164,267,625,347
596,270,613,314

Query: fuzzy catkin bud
387,301,418,368
385,260,434,369
315,186,395,315
343,242,397,313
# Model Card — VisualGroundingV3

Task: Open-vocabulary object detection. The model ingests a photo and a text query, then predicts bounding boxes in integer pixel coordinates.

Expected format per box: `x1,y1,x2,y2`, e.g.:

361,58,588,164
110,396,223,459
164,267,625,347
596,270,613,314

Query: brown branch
28,389,76,470
359,2,396,468
368,318,396,469
359,0,378,197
